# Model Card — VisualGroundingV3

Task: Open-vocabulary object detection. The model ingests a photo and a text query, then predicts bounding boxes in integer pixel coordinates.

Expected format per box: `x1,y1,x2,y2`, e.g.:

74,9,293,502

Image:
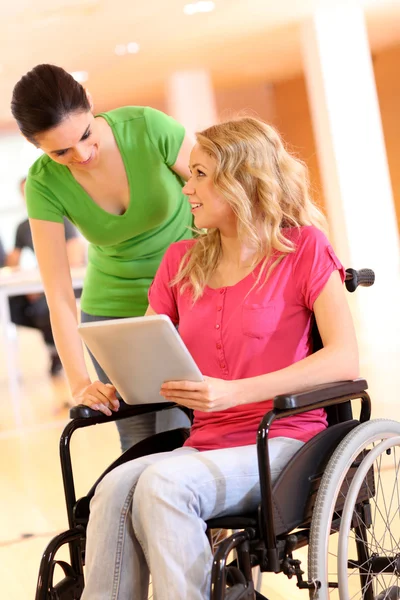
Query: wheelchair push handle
345,268,375,292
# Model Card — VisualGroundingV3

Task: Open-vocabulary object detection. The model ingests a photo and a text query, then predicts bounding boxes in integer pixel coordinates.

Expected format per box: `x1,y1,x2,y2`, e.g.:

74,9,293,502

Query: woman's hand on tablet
160,377,240,412
74,381,120,416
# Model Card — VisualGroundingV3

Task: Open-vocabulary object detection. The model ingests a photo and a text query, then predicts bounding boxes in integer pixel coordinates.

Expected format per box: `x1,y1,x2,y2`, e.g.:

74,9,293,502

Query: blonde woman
81,117,358,600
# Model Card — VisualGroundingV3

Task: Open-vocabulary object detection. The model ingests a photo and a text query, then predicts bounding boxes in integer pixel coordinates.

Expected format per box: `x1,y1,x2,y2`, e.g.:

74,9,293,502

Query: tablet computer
78,314,204,405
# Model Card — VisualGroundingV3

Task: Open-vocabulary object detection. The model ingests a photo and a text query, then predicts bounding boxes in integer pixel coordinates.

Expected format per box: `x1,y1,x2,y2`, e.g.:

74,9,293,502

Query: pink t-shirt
148,226,345,451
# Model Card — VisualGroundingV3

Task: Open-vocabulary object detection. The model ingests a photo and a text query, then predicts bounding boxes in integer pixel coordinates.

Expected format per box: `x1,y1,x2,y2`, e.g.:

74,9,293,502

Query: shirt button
220,363,226,369
220,288,225,294
216,343,222,349
217,306,222,311
215,324,220,329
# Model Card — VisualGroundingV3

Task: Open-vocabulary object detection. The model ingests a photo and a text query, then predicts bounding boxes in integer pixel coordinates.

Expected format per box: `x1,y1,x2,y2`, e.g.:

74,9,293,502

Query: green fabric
25,106,193,317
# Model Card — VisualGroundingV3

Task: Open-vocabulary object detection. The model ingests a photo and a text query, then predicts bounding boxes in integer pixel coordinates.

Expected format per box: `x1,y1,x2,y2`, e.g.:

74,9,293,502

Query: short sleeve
63,218,78,241
148,245,180,324
25,175,65,224
144,107,186,167
293,226,345,310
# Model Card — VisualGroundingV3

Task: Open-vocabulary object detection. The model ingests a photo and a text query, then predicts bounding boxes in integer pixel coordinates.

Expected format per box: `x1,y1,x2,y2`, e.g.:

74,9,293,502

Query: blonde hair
173,117,327,301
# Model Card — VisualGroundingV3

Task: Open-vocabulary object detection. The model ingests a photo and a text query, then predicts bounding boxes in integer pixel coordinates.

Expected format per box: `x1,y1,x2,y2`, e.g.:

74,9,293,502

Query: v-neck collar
65,112,133,219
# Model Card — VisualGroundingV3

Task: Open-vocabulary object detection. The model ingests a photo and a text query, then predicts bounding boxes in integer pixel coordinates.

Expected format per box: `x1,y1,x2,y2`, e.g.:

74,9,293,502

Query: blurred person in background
5,176,87,376
11,64,194,452
0,235,5,267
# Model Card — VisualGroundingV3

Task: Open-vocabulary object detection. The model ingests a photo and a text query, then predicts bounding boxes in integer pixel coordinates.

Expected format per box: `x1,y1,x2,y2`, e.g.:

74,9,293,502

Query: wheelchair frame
36,381,371,600
36,268,386,600
209,380,371,599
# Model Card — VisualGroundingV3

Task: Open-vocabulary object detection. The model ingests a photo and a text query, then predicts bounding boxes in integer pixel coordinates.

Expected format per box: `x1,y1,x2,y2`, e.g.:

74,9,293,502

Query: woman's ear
85,89,94,111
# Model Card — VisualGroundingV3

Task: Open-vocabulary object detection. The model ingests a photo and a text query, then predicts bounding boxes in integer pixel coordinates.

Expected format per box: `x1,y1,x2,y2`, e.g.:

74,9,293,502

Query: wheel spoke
308,422,400,600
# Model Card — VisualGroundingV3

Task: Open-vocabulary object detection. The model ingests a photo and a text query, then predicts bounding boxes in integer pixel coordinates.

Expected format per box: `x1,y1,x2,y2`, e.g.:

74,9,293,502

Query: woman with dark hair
11,64,194,451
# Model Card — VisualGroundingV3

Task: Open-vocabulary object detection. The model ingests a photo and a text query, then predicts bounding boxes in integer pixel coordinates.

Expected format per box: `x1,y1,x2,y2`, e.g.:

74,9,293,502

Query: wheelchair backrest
310,266,375,426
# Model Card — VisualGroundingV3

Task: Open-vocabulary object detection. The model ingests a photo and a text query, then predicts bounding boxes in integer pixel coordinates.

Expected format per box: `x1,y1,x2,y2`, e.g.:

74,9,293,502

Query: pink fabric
148,226,345,451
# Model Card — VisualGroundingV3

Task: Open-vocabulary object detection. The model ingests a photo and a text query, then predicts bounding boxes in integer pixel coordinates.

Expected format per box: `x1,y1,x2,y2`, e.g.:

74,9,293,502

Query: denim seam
132,487,207,600
111,486,136,600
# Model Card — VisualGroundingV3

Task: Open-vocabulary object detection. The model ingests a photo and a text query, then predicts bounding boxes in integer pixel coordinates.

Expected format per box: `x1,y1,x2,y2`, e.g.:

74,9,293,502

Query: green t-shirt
25,106,193,317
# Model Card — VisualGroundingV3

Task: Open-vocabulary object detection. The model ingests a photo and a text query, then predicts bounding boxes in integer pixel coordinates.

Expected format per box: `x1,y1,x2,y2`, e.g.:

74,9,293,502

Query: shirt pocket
241,304,276,339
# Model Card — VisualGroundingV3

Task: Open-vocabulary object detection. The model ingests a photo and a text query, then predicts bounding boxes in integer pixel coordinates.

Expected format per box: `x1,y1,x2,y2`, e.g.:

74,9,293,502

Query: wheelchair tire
338,435,400,600
308,419,400,600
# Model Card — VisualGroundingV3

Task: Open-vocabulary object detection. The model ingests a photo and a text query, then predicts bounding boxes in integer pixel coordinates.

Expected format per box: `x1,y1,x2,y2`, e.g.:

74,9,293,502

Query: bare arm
66,236,88,268
160,271,359,410
171,134,195,181
29,218,118,415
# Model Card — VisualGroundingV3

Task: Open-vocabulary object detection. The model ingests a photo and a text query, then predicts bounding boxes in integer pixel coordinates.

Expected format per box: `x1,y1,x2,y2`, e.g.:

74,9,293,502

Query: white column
301,5,400,418
166,69,218,134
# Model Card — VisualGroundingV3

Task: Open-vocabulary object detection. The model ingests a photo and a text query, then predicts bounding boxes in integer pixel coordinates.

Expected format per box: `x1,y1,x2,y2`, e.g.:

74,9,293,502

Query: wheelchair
36,267,400,600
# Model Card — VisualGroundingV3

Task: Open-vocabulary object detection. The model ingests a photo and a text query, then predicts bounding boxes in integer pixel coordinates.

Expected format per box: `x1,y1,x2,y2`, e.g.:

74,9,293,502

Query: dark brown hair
11,64,90,144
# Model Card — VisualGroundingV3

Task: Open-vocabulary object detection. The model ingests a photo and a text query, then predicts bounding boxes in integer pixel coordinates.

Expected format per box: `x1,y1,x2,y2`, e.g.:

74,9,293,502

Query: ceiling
1,0,400,128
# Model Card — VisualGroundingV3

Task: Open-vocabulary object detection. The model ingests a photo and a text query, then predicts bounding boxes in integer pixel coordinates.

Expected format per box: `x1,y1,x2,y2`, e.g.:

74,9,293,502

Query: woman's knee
92,470,127,512
91,461,144,516
133,461,192,521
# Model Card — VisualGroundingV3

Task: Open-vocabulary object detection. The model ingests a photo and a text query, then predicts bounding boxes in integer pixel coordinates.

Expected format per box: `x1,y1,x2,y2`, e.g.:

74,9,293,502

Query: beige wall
115,44,400,232
374,43,400,232
272,77,324,212
209,44,400,232
213,78,324,212
216,82,276,124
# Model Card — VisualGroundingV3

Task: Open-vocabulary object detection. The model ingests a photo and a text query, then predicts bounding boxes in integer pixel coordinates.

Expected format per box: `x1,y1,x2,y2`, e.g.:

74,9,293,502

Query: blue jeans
81,437,303,600
80,311,191,452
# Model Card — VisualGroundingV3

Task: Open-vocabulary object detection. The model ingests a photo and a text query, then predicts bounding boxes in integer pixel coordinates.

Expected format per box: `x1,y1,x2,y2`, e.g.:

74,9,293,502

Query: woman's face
34,110,100,170
183,144,236,234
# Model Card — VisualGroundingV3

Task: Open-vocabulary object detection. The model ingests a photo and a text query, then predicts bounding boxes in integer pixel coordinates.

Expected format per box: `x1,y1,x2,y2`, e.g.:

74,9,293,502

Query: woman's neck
219,235,259,268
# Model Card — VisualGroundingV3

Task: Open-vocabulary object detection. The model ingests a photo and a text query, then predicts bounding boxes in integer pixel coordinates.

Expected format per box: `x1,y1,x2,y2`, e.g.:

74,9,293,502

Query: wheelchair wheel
338,435,400,600
308,419,400,600
211,529,263,594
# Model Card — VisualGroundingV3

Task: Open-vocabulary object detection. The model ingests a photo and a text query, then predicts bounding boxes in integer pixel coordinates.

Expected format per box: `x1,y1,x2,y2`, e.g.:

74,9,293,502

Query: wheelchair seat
207,418,359,537
37,267,400,600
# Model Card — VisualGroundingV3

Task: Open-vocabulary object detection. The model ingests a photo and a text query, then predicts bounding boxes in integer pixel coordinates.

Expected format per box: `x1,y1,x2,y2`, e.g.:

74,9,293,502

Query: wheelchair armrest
69,401,175,422
273,378,368,410
70,405,104,419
